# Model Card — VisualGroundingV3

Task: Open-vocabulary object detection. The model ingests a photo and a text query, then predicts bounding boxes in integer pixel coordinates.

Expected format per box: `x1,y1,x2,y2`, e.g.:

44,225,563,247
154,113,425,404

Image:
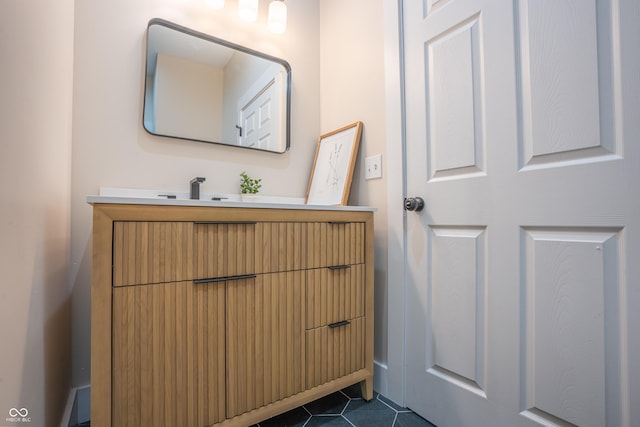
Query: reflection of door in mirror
143,19,291,153
236,63,286,151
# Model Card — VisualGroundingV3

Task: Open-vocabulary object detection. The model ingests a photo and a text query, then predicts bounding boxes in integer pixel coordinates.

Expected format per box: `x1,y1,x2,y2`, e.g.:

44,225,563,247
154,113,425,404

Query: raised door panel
516,0,619,168
194,222,257,279
306,264,364,329
428,227,486,393
226,272,306,418
113,222,193,286
521,228,623,427
427,14,485,180
112,281,225,427
305,222,365,269
306,317,365,389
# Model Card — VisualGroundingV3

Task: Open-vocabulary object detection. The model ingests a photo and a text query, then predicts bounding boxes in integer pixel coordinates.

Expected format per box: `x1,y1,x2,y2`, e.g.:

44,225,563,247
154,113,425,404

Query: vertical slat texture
226,271,306,417
253,222,306,273
303,221,367,392
152,282,165,425
196,278,205,425
174,278,185,424
140,286,152,424
194,223,258,278
305,222,365,268
305,317,365,389
306,265,365,329
112,281,225,426
113,222,193,286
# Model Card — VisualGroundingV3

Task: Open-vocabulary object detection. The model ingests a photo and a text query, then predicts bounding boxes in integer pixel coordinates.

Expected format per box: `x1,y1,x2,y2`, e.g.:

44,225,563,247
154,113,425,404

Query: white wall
319,0,390,390
154,53,224,141
70,0,321,387
0,1,74,425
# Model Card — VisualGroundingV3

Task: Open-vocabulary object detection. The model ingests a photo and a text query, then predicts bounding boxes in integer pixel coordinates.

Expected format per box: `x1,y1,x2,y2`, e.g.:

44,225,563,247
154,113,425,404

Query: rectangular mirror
143,18,291,153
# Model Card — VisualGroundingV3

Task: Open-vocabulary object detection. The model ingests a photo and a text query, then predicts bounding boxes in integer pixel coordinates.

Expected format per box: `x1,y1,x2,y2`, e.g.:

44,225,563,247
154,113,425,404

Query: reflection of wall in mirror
154,53,223,141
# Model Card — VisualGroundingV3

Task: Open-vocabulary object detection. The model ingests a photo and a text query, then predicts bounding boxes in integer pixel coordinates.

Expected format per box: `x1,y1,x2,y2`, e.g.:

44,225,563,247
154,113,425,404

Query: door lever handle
404,197,425,212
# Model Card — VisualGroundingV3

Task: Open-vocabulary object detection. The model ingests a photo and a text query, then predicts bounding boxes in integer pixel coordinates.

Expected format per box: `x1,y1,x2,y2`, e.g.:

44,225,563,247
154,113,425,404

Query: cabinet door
113,221,193,286
112,281,225,427
226,272,306,417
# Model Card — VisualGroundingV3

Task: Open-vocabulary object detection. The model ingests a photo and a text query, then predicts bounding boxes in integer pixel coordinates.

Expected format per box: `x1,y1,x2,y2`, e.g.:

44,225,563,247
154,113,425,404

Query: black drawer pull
194,274,257,284
328,265,351,270
194,221,257,225
328,221,350,225
328,320,351,329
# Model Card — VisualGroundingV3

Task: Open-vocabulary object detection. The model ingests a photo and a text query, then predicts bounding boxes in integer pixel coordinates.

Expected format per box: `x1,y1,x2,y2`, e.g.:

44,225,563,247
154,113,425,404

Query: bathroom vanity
88,198,374,426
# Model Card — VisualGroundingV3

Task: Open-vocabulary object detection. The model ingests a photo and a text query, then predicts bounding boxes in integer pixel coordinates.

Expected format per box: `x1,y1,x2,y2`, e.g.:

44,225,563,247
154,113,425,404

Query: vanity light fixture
267,0,287,34
205,0,225,9
238,0,259,22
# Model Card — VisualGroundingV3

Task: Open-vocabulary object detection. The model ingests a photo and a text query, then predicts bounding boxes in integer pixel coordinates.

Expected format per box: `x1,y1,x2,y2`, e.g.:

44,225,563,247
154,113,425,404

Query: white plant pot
241,194,259,202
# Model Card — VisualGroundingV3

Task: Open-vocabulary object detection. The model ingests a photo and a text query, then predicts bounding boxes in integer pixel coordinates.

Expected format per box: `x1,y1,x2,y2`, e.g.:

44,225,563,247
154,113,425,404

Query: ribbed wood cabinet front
113,221,194,286
112,280,225,427
91,205,373,427
225,272,305,417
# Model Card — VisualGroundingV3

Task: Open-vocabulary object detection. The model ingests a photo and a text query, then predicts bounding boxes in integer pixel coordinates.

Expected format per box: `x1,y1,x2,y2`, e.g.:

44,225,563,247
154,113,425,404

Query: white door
237,64,285,151
239,82,276,149
403,0,639,426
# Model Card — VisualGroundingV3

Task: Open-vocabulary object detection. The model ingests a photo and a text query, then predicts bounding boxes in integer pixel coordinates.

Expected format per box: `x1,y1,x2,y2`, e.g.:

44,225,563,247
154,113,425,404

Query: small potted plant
239,171,262,202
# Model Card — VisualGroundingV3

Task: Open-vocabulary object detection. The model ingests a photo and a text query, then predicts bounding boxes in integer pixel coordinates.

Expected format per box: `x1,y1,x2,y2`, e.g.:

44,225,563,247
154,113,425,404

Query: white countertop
87,188,376,212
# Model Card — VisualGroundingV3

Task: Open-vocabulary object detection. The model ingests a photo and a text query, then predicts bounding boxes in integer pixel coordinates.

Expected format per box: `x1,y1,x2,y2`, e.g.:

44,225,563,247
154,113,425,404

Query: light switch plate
365,154,382,180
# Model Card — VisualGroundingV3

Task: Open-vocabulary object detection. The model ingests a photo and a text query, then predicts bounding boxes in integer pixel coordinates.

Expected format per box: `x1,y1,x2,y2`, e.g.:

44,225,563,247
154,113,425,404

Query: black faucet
190,177,206,199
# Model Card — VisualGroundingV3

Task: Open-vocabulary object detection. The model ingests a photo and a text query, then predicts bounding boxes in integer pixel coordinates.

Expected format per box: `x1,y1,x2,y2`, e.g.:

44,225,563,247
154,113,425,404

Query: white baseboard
60,388,76,427
373,359,389,396
61,385,90,426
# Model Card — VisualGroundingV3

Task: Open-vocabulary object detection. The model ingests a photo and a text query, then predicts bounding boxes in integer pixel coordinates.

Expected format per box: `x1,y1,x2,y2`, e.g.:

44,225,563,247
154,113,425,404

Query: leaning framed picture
305,122,363,205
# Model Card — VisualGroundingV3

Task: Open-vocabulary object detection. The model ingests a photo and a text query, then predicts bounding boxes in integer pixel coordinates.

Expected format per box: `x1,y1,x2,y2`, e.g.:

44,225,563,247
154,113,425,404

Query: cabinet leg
360,377,373,401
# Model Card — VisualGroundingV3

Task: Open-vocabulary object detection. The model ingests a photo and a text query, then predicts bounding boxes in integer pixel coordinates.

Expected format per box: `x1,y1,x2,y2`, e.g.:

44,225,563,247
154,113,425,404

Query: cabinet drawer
306,265,364,329
194,222,257,279
113,222,193,286
306,317,365,389
305,222,365,268
255,222,307,273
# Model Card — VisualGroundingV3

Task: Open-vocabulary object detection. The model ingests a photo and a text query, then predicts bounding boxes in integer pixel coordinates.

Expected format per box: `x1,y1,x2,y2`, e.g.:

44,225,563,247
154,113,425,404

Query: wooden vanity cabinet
91,204,373,427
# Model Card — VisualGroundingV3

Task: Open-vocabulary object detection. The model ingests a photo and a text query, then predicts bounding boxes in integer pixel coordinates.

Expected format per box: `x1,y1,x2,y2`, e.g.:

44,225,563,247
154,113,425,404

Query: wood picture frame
305,122,363,206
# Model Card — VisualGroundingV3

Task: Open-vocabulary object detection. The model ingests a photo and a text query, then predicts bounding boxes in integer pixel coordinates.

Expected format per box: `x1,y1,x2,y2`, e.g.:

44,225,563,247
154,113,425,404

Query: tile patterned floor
75,386,436,427
252,385,436,427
